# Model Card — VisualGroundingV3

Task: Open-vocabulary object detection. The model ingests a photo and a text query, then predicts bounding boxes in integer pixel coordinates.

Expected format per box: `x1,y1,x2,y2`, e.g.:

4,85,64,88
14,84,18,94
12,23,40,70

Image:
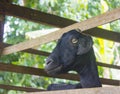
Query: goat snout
45,57,63,76
46,58,54,65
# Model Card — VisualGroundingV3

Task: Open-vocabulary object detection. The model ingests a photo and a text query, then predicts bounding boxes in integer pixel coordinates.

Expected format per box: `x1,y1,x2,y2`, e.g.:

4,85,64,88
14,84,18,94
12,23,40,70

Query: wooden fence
27,86,120,94
0,0,120,93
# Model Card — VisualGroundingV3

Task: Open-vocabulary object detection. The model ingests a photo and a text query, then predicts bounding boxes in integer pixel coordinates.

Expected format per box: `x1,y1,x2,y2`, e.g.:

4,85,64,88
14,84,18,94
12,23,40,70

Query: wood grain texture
0,84,44,92
2,7,120,55
1,2,120,42
84,28,120,43
0,2,76,28
27,86,120,94
1,43,50,56
1,43,120,70
97,62,120,70
0,15,4,42
0,14,5,55
0,62,120,86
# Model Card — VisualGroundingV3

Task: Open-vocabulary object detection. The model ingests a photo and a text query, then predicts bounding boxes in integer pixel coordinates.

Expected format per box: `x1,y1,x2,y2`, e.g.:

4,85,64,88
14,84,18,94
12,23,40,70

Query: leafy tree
0,0,120,93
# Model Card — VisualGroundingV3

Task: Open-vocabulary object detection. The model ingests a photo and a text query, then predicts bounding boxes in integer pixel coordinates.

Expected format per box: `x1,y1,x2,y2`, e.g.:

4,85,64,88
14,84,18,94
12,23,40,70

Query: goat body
47,83,82,90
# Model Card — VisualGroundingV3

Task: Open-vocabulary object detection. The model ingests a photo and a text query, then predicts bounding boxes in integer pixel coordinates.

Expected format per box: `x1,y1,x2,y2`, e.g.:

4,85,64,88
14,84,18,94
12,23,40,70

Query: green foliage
0,0,120,93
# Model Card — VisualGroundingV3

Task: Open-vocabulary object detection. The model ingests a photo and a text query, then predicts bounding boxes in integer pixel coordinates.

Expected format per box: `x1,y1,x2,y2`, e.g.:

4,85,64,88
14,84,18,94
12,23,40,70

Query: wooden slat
84,28,120,43
0,84,45,92
2,7,120,55
0,2,76,28
0,42,50,56
97,62,120,70
0,15,4,42
0,2,120,53
23,49,120,70
24,49,50,57
1,3,120,44
0,14,5,55
0,62,48,76
0,62,79,81
0,4,5,54
1,43,120,70
0,62,80,81
27,86,120,94
0,62,120,86
2,28,120,56
1,2,120,42
0,84,44,92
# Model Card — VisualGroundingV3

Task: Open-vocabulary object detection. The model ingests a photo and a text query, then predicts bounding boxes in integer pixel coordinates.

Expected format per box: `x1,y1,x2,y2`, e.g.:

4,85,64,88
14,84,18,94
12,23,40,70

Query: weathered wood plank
84,28,120,43
27,86,120,94
0,14,5,55
0,2,76,28
23,49,50,56
0,62,80,81
1,2,120,42
2,28,120,56
0,42,50,56
0,15,4,42
0,63,120,86
1,43,120,70
97,62,120,70
2,7,120,55
0,84,45,92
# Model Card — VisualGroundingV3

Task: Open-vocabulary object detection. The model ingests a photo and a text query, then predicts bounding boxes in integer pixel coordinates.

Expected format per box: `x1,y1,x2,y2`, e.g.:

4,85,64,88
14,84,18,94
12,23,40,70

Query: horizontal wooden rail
1,2,120,42
0,43,50,56
97,62,120,70
27,86,120,94
24,49,50,56
0,3,120,54
85,28,120,42
1,28,120,55
1,43,120,70
0,2,76,28
2,7,120,55
0,84,45,92
0,63,120,86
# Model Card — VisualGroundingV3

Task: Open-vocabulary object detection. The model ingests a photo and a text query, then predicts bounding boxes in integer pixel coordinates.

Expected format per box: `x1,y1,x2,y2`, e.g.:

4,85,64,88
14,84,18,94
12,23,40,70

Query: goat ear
77,37,93,55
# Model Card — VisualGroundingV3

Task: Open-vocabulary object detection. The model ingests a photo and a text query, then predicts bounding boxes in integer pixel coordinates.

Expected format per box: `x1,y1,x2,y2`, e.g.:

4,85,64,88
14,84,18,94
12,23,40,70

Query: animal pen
0,0,120,94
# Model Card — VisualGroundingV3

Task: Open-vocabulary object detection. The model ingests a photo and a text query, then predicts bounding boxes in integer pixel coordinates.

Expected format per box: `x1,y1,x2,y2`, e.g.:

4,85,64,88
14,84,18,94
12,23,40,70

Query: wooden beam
1,2,120,42
0,62,48,76
0,3,5,54
2,29,120,56
84,28,120,43
0,2,76,28
97,62,120,70
1,42,50,56
23,49,50,57
0,0,12,43
0,62,119,86
0,14,5,55
0,84,45,92
0,15,4,42
0,62,79,81
27,86,120,94
2,7,120,55
1,43,120,70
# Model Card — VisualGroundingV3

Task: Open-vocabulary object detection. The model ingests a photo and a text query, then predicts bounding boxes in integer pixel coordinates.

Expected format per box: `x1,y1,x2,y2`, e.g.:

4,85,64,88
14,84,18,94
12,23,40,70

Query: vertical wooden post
0,7,5,55
0,0,12,55
0,15,5,42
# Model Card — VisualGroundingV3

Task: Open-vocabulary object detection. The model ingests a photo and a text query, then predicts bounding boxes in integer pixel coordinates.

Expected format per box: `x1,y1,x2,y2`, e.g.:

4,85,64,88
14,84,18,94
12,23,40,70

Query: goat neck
74,48,102,88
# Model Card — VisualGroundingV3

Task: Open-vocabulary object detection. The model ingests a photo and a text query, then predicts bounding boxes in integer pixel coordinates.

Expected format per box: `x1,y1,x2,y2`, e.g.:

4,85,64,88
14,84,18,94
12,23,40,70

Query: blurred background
0,0,120,93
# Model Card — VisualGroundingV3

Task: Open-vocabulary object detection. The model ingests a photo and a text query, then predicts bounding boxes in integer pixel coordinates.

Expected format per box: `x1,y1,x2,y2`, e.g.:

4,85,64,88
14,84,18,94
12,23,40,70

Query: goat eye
71,38,78,44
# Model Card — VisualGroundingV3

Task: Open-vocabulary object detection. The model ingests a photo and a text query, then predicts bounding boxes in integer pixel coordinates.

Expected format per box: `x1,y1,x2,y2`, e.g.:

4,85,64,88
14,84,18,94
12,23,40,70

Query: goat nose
46,58,54,65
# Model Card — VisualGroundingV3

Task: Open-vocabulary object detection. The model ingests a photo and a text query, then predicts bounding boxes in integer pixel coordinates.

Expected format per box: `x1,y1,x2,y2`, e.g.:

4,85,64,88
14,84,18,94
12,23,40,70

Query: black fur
45,29,102,90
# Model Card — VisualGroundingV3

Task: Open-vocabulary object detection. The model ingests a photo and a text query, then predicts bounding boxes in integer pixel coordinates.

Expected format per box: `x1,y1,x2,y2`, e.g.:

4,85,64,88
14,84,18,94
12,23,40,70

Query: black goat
45,29,102,90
